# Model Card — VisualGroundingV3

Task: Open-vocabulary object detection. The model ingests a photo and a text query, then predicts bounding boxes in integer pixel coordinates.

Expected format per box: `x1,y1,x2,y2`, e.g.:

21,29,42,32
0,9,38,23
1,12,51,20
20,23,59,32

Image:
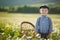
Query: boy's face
39,8,49,16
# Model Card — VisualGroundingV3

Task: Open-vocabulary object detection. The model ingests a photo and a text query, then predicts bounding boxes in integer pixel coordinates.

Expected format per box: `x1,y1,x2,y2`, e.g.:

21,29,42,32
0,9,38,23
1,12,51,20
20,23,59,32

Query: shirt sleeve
35,18,39,33
49,18,53,33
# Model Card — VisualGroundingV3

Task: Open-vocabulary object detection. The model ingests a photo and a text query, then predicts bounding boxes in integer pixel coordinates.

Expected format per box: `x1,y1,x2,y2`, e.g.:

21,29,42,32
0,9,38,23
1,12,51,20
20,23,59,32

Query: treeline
49,7,60,14
0,6,60,14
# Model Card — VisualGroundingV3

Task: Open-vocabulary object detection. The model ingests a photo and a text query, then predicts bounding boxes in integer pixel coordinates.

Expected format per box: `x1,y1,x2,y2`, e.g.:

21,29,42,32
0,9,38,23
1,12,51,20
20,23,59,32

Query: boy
35,5,53,40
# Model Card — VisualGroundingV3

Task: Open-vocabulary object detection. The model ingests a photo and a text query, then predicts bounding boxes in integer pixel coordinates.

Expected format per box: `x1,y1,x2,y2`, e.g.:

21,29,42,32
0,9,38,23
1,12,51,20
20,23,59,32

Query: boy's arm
35,18,39,33
49,18,53,34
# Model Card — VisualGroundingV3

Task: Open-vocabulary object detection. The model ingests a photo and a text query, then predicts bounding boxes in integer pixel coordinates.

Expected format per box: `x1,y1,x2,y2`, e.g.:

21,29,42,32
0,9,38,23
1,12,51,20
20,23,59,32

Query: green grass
0,13,60,28
0,12,60,40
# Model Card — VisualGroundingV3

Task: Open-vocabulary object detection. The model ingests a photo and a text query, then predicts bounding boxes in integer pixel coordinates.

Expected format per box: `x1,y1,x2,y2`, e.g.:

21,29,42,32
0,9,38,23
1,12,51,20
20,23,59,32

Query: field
0,12,60,40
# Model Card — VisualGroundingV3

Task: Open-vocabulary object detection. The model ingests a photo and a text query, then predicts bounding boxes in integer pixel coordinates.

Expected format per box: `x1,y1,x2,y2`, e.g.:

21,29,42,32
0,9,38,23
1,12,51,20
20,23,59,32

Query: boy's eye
42,10,44,11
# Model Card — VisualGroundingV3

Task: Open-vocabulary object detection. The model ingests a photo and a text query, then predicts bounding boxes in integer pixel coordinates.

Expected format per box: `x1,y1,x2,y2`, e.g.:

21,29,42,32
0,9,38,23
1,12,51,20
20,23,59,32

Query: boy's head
39,5,49,16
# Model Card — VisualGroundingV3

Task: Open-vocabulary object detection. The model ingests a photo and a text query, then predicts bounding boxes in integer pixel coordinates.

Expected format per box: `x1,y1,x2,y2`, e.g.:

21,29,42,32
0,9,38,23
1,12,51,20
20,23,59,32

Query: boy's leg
40,33,46,40
41,33,49,40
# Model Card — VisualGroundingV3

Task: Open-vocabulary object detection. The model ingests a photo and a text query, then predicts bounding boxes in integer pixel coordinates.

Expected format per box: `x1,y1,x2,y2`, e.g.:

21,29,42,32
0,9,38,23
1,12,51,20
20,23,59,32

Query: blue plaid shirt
35,16,53,33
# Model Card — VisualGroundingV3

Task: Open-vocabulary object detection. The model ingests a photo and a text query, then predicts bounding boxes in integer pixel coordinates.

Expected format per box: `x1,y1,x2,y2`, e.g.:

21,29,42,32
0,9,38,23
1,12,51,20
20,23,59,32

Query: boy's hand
47,32,51,38
47,31,51,35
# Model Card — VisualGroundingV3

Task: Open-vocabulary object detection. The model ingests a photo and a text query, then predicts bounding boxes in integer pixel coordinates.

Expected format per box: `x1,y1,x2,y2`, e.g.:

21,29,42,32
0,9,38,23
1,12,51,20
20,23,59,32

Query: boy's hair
39,5,49,10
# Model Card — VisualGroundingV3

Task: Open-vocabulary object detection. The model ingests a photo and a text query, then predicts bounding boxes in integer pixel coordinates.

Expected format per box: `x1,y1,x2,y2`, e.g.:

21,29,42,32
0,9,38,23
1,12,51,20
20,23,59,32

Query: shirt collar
41,15,47,18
